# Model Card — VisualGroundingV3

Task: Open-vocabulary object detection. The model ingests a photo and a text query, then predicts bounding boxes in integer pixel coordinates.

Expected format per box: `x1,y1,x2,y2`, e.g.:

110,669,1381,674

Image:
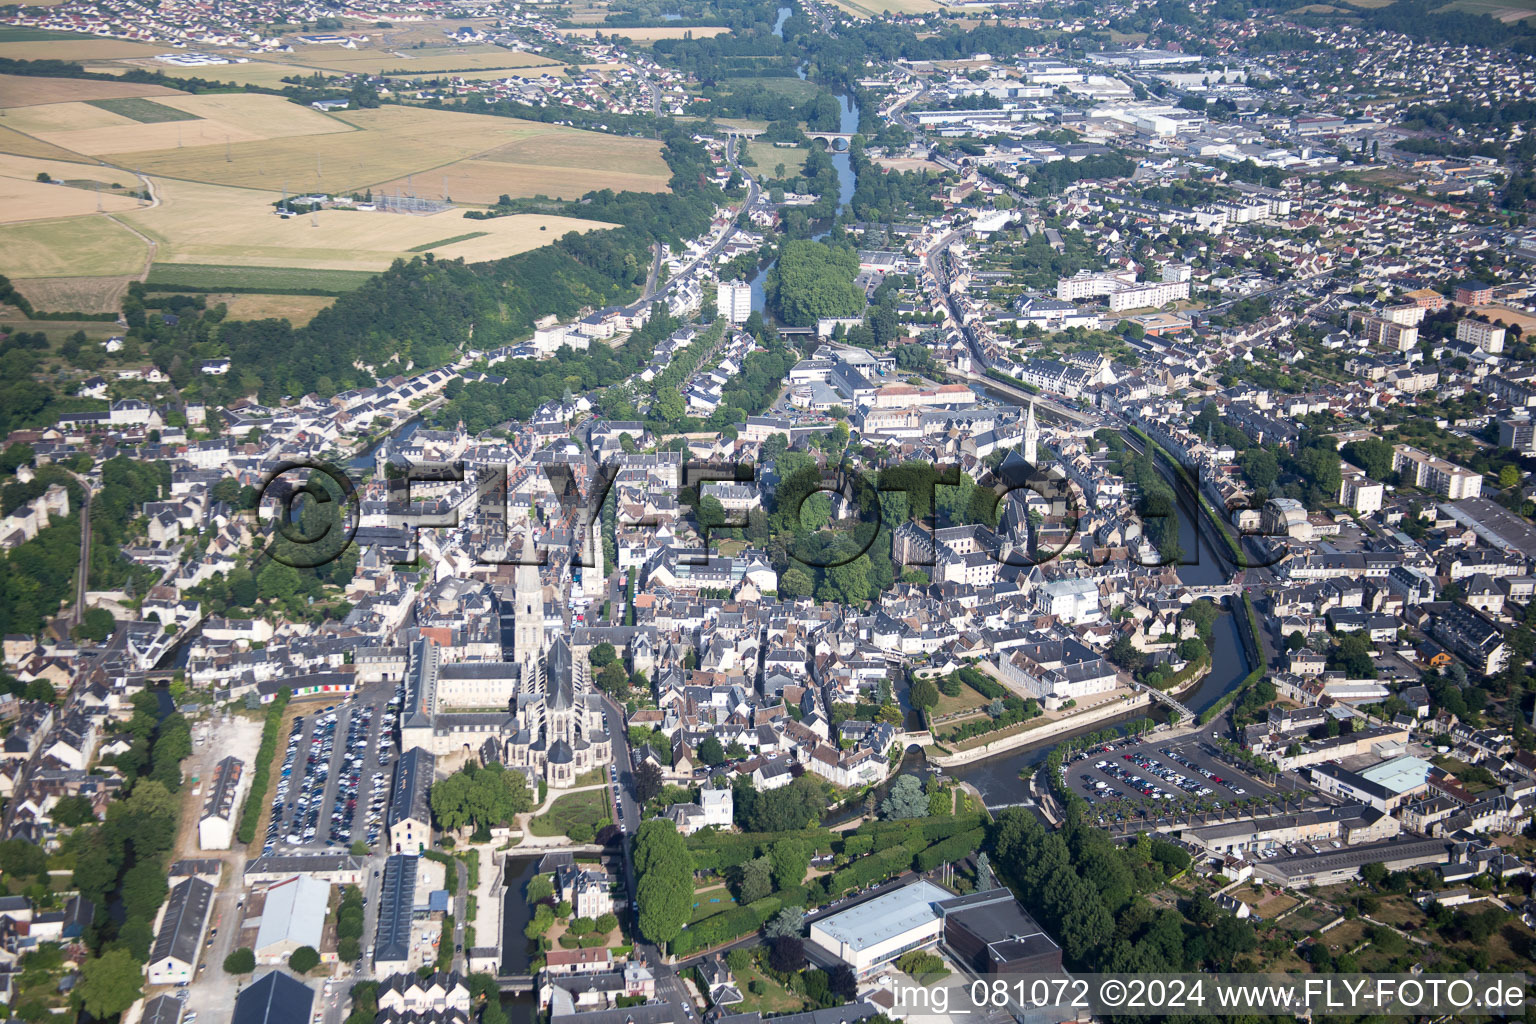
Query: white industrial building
808,880,950,974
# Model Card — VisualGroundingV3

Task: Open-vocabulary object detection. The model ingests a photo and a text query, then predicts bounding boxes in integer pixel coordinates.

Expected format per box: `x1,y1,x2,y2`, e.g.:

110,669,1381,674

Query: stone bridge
804,131,856,149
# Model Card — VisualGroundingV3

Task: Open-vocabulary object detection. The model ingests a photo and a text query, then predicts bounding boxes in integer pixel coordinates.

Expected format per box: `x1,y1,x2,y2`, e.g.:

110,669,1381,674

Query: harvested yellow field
118,105,662,199
114,59,343,87
121,175,616,271
389,65,567,81
0,152,139,191
0,215,149,278
0,72,179,107
277,44,561,74
0,174,143,222
214,292,336,326
11,274,132,313
19,92,349,157
829,0,944,15
558,25,731,39
2,100,135,135
0,124,86,161
0,39,165,61
380,131,670,202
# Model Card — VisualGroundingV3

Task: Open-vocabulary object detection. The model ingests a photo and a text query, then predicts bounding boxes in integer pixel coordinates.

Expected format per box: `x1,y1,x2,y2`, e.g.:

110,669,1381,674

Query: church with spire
398,526,611,788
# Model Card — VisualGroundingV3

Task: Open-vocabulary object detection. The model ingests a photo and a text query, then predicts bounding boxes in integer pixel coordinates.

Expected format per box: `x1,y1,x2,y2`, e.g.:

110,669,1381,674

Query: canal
499,855,542,1024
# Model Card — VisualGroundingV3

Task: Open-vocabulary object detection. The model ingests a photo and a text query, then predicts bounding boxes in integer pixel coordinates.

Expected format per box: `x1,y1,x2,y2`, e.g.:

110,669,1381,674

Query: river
498,855,542,1024
921,411,1255,804
746,69,858,316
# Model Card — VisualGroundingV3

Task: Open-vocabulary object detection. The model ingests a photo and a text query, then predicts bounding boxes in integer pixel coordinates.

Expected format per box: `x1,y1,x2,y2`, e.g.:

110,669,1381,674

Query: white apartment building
1392,444,1482,500
1456,319,1506,353
716,281,752,324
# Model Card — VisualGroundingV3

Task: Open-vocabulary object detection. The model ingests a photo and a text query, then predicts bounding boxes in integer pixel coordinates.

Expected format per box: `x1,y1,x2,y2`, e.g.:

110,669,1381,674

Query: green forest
765,240,864,327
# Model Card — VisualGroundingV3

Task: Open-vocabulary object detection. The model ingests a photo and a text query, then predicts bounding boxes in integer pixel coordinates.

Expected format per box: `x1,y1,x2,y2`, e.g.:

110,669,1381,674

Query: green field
144,263,375,293
408,231,489,252
527,789,611,838
85,97,199,123
0,27,92,41
739,76,821,102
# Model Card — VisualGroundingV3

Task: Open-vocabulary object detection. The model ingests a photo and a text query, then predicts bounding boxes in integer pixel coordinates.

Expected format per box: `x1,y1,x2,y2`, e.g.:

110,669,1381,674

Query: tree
764,906,804,940
739,856,773,904
597,661,630,698
828,965,857,1000
769,840,811,891
879,774,929,819
527,874,554,905
49,795,96,827
768,935,804,973
633,819,692,949
975,851,996,890
223,948,256,974
77,949,142,1019
633,761,664,805
588,642,617,669
698,735,726,766
726,948,750,974
290,946,321,973
909,678,939,713
1501,465,1521,490
778,567,813,598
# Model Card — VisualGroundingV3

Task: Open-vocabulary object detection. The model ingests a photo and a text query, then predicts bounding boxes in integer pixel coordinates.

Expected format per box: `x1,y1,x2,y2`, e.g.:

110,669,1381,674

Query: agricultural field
558,25,732,39
120,176,619,271
0,72,180,107
85,97,199,123
208,292,338,326
376,129,670,202
0,38,165,61
3,92,347,158
78,102,671,201
99,58,343,88
143,265,375,293
0,173,143,222
827,0,944,17
272,43,562,75
0,215,149,278
8,275,133,314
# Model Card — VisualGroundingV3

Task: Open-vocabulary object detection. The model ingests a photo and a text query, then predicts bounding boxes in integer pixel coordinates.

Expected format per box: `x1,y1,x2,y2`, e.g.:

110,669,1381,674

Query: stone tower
1023,400,1039,466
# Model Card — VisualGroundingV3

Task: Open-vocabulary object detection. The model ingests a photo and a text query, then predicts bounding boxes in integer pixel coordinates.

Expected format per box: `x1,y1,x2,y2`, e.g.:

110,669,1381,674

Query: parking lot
1060,735,1279,819
263,683,402,856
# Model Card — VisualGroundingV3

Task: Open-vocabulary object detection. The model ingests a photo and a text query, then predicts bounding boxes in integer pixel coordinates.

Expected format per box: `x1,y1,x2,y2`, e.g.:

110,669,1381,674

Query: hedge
236,688,291,845
672,894,782,956
914,828,985,873
685,829,835,872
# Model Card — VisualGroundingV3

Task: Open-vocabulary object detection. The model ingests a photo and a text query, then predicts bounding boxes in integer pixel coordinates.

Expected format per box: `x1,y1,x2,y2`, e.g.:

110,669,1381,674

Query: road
70,476,91,628
624,135,759,319
600,694,695,1013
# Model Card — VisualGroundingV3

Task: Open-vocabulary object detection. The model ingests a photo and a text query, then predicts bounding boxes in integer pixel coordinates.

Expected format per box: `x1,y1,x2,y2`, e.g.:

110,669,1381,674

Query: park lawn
929,681,989,719
528,789,611,837
690,885,737,923
731,962,809,1015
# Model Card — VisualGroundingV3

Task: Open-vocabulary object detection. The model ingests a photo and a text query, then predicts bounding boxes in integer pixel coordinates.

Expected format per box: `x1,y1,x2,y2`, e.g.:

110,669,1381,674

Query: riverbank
928,691,1154,767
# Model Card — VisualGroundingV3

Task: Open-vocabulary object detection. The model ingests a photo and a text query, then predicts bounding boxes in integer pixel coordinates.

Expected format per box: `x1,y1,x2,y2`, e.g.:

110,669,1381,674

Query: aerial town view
6,0,1536,1019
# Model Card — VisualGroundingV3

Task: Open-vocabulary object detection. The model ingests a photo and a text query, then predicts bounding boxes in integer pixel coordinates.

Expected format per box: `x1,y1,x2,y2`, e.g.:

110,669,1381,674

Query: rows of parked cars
328,704,376,847
1157,746,1246,796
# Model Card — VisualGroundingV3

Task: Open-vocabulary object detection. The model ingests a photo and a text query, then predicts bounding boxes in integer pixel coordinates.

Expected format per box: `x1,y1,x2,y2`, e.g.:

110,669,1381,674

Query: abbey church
399,531,611,787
